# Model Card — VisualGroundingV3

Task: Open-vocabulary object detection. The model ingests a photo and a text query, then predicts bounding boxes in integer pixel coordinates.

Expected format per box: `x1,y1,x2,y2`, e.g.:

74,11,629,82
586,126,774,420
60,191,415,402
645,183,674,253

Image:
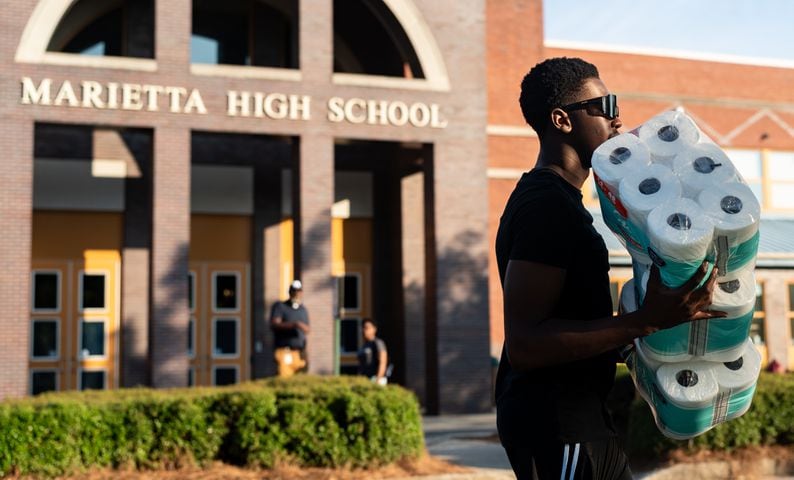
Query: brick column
0,118,33,399
402,171,427,404
298,134,334,374
298,0,335,374
150,126,190,387
432,139,492,413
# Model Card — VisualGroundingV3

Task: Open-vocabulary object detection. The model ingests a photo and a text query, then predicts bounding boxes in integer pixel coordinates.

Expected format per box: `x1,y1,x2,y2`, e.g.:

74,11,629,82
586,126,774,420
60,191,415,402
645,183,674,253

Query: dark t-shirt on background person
494,168,618,446
358,338,387,378
270,301,309,349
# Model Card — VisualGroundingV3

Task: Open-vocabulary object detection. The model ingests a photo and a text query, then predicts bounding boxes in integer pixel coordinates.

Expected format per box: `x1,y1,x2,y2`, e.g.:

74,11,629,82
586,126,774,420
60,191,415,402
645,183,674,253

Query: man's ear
550,107,573,134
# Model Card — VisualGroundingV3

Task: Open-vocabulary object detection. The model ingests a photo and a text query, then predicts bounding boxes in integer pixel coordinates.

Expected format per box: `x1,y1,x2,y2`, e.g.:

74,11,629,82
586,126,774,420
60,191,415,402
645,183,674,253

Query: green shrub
626,372,794,456
0,376,423,477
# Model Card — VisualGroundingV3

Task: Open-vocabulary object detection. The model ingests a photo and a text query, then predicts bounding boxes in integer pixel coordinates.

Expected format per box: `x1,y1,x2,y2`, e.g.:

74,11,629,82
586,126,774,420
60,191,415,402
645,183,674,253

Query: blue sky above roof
543,0,794,63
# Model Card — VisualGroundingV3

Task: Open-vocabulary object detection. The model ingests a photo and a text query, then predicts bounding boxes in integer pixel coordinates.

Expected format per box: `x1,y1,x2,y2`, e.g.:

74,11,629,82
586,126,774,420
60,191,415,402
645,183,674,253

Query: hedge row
623,372,794,456
0,375,424,477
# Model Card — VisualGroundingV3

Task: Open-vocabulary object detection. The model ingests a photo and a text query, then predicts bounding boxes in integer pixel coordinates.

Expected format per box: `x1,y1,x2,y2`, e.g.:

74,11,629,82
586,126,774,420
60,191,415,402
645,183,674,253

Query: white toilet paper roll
619,279,639,314
639,111,700,164
592,133,652,193
713,339,761,391
619,164,682,229
656,362,719,408
698,182,760,246
674,143,738,198
647,198,714,262
712,266,756,319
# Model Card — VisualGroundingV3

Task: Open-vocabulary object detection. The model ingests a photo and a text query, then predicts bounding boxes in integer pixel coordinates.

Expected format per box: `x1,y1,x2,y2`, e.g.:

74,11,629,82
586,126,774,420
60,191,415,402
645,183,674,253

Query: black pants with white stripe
504,437,633,480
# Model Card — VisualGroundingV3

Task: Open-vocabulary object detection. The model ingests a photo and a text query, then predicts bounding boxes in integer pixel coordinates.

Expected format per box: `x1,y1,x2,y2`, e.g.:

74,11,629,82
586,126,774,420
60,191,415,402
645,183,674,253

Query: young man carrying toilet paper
495,57,727,480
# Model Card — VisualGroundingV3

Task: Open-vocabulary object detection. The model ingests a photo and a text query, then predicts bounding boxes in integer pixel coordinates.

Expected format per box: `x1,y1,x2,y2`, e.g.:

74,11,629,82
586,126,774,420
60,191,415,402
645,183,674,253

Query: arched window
191,0,299,68
47,0,154,58
334,0,424,78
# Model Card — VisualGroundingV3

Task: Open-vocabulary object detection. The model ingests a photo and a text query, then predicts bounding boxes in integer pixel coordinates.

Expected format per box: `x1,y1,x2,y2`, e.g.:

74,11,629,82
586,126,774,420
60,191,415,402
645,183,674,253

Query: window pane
750,317,765,346
725,149,762,180
188,274,195,310
32,321,58,358
82,274,106,309
214,367,237,386
192,0,249,65
788,318,794,345
755,284,765,312
81,321,105,357
343,275,359,310
215,275,237,310
81,371,105,390
32,371,57,395
340,318,360,353
188,369,194,387
340,365,358,375
215,319,237,355
767,151,794,181
34,273,58,310
188,318,195,355
789,285,794,312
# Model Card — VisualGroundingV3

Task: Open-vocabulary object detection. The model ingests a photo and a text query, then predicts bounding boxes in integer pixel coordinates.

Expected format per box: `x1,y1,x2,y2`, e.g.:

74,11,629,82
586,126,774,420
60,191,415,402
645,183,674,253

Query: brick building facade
1,0,792,412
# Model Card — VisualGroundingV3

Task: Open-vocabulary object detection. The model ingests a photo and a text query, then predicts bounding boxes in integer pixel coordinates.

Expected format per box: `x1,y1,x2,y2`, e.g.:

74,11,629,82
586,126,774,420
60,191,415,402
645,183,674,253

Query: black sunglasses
560,94,619,120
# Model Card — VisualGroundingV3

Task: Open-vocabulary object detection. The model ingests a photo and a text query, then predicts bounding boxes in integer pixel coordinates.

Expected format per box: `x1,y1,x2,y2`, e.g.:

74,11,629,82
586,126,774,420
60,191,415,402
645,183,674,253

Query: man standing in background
270,280,310,377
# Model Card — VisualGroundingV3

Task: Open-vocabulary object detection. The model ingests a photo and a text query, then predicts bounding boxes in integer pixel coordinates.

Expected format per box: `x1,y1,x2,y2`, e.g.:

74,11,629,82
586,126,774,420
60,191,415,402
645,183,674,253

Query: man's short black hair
362,318,377,328
519,57,599,137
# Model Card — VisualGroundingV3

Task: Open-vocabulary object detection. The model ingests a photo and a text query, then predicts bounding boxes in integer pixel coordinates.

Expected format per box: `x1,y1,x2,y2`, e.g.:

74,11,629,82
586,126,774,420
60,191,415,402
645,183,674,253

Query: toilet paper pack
626,339,761,440
592,110,760,291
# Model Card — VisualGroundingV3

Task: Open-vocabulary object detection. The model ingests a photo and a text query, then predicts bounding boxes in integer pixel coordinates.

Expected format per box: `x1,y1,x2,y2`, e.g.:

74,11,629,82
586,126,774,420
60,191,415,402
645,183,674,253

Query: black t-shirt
270,301,309,349
358,338,387,377
494,168,617,445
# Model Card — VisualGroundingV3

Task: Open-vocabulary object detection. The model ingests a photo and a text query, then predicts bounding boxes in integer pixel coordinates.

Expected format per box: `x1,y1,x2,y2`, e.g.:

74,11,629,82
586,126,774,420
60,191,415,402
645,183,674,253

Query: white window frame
339,317,362,354
212,317,240,359
212,365,239,386
78,270,109,314
30,318,60,361
29,368,59,395
31,270,61,313
188,271,196,313
211,271,241,313
188,316,196,359
77,368,107,391
338,272,362,314
78,317,108,360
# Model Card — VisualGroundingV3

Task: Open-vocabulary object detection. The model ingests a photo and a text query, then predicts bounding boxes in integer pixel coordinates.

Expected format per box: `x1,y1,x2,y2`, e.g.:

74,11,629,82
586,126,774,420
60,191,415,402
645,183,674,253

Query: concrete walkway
415,412,794,480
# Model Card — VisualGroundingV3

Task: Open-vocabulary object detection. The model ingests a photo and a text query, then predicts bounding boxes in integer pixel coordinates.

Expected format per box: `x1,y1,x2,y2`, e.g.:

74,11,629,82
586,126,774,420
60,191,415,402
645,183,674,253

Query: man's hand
297,322,310,333
637,260,727,335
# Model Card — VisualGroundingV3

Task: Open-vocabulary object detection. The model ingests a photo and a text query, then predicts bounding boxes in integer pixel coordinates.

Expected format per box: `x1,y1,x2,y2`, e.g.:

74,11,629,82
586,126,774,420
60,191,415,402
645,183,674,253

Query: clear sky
543,0,793,62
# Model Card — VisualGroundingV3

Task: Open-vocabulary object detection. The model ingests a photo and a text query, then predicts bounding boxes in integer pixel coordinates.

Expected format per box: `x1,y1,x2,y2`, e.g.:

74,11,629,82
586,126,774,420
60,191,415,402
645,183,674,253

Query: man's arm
503,259,724,372
376,340,388,378
270,304,304,331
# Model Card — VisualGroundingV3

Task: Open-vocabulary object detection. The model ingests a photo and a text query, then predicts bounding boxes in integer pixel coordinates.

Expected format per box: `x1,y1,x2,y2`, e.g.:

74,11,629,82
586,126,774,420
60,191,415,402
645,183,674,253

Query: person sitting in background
357,318,388,385
270,280,310,377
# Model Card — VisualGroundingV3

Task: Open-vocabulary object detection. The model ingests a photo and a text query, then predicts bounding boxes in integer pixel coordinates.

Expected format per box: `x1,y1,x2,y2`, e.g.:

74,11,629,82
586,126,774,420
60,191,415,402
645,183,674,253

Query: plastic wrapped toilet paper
619,279,639,315
639,110,700,164
698,183,761,278
639,265,754,362
592,133,652,194
673,143,738,197
646,198,715,288
713,340,761,422
628,339,760,440
619,164,682,229
627,342,716,439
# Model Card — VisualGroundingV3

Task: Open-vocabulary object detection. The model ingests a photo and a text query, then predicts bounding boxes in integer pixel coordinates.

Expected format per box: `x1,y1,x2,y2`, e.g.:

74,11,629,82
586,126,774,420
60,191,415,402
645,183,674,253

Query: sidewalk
415,412,794,480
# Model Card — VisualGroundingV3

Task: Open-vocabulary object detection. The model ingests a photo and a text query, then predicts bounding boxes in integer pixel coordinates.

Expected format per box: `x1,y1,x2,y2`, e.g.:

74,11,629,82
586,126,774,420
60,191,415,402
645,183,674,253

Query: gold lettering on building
19,78,448,128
